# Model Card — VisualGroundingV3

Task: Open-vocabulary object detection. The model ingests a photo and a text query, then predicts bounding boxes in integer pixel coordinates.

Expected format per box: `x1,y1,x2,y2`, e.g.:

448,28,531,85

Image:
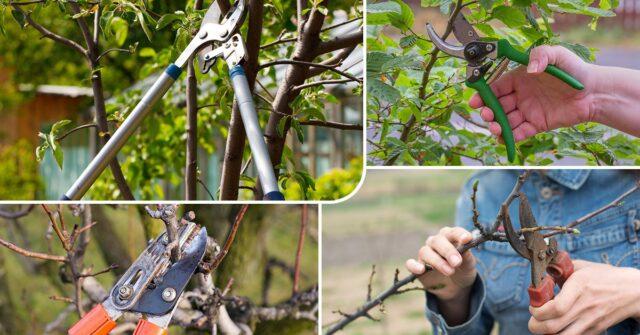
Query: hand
405,227,476,302
470,45,598,142
528,260,640,335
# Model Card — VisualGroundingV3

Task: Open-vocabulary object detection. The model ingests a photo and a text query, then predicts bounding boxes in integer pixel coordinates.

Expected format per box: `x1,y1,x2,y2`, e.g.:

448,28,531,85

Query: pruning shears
62,0,285,201
502,192,574,308
426,13,585,162
68,222,207,335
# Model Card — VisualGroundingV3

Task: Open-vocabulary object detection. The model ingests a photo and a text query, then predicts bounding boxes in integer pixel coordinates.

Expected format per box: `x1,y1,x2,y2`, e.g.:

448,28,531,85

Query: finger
507,110,525,129
442,227,473,246
498,94,517,113
512,122,538,142
480,107,494,122
528,45,579,74
488,122,502,136
530,276,583,321
405,258,426,275
557,318,594,335
529,313,576,335
429,234,463,267
469,93,484,109
418,245,454,276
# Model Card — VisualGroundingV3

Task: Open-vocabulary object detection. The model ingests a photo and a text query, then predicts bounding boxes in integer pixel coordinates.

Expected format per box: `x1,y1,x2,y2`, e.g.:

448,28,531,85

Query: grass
324,170,473,237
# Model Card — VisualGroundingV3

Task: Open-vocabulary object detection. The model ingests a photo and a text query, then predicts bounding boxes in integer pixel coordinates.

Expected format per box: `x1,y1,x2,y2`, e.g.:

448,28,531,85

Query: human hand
470,45,598,142
405,227,476,302
528,260,640,335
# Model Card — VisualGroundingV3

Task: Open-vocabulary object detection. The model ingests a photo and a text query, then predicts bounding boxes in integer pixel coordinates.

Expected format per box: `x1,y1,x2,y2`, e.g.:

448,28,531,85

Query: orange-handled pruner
503,192,574,308
69,222,208,335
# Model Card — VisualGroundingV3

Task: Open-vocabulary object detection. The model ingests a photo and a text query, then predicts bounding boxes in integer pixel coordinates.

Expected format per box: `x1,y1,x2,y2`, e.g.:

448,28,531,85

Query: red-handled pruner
503,192,574,308
68,222,208,335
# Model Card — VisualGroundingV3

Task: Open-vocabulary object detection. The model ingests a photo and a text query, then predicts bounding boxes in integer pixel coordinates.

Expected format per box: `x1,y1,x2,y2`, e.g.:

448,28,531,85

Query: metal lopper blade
197,1,225,72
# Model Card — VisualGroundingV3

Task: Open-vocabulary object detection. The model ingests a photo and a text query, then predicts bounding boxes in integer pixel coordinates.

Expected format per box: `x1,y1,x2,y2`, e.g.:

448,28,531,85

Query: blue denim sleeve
425,275,494,335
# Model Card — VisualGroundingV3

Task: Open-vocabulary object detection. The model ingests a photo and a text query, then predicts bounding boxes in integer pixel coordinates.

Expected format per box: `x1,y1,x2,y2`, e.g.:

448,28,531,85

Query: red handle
133,319,168,335
68,304,117,335
547,251,574,287
528,275,555,307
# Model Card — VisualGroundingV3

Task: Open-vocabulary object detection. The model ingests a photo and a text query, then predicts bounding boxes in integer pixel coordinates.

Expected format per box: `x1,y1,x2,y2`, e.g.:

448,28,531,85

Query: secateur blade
452,13,479,45
502,205,529,259
426,23,466,59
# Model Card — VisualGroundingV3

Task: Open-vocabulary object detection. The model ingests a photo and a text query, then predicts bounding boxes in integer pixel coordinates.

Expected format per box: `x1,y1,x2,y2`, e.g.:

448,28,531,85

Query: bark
185,0,203,200
260,1,361,194
219,0,265,200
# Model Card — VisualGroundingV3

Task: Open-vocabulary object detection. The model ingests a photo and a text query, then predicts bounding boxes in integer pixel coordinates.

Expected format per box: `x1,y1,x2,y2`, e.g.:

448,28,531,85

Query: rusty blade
452,13,480,45
502,207,529,259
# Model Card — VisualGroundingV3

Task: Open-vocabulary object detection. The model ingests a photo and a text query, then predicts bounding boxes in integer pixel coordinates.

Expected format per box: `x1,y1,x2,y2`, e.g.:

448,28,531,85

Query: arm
590,65,640,137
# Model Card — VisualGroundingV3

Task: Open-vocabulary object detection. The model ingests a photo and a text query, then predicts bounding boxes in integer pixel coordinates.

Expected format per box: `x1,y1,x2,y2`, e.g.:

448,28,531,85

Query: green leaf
558,42,594,62
50,119,71,136
492,6,527,28
156,12,183,30
399,35,417,49
421,0,443,6
387,0,414,32
52,142,64,169
367,52,394,74
366,1,400,25
479,0,495,9
139,47,156,57
367,78,401,104
35,144,47,162
11,9,25,28
110,17,129,47
291,119,304,142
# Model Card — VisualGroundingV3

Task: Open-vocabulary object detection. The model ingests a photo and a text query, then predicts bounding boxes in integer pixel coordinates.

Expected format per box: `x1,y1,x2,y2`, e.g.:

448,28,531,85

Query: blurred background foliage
367,0,640,166
0,204,318,334
322,170,472,334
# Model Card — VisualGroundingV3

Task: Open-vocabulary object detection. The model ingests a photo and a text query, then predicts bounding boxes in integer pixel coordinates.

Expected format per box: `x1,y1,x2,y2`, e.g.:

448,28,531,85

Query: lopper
68,222,207,335
502,192,574,308
426,13,585,162
62,0,284,201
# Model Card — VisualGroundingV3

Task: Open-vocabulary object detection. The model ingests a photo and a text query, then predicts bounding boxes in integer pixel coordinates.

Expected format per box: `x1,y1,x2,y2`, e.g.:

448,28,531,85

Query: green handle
497,39,584,90
466,77,516,162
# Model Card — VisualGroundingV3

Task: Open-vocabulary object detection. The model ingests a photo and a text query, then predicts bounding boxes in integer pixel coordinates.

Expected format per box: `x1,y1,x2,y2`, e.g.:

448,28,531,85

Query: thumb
527,45,568,74
406,258,426,276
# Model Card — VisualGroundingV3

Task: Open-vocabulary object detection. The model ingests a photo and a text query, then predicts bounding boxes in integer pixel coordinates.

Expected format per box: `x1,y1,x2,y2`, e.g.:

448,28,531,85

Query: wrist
587,64,615,124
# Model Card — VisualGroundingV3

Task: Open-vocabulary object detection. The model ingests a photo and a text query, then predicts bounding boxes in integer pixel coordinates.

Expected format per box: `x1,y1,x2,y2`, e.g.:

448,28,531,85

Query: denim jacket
426,170,640,335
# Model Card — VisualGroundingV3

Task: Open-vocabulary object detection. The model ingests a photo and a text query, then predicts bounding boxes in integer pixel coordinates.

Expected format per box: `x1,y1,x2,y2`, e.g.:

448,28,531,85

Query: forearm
590,64,640,137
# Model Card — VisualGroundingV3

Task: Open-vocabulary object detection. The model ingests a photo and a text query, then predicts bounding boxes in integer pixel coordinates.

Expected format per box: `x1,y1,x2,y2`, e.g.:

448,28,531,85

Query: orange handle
133,319,168,335
548,251,574,287
68,304,117,335
528,275,555,307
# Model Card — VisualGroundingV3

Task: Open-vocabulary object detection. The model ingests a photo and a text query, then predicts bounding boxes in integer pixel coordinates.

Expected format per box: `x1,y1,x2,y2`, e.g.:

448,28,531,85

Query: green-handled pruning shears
426,14,584,163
